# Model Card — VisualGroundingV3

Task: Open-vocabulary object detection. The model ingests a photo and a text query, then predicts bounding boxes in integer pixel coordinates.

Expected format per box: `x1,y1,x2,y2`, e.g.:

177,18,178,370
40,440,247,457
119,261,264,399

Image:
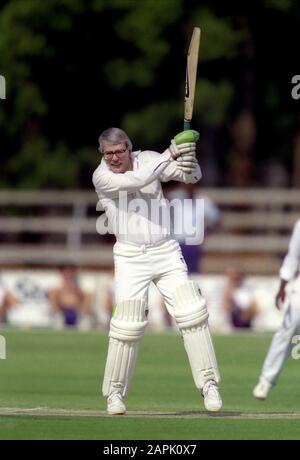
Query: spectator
222,268,259,329
48,265,93,329
0,275,17,324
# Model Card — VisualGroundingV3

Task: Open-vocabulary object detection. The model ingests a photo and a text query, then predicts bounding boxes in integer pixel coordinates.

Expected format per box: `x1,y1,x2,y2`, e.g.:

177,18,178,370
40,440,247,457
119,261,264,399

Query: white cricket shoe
253,379,272,400
107,392,126,415
202,380,222,412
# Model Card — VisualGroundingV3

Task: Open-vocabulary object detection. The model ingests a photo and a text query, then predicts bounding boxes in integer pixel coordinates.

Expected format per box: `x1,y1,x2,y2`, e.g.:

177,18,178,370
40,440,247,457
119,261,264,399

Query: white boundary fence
1,269,284,333
0,189,299,273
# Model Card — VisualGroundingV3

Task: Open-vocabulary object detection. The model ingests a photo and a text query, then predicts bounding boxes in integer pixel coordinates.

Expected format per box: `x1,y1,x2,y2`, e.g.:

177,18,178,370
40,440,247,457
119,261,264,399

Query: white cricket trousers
113,238,189,316
260,292,300,385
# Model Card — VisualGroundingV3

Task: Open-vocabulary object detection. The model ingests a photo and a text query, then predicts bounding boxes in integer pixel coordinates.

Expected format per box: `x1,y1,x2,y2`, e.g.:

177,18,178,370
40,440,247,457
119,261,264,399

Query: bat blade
184,27,201,130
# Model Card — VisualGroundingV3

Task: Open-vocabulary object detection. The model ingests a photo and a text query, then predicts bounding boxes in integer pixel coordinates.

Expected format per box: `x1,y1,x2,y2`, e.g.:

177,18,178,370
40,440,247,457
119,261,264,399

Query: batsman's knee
109,298,148,341
172,281,208,330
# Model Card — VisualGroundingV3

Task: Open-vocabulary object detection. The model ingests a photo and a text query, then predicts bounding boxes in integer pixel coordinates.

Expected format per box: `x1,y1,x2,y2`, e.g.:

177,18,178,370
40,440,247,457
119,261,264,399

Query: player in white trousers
253,219,300,400
93,127,222,414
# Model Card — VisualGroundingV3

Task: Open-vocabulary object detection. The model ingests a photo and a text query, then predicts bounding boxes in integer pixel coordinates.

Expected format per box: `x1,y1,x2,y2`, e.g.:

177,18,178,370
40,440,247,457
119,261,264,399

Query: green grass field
0,328,299,440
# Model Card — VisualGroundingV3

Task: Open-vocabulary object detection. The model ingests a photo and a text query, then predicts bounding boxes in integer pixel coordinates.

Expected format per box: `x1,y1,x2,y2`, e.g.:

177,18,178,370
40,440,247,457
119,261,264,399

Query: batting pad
173,281,220,389
102,298,148,397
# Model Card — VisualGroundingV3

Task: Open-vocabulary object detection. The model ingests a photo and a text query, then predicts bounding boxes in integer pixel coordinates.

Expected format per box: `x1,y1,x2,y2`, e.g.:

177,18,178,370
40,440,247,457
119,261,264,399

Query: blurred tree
0,0,299,188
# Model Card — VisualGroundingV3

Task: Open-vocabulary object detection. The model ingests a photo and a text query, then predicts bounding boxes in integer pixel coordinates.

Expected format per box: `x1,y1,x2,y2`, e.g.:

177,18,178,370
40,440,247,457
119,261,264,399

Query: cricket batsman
92,127,222,414
253,218,300,400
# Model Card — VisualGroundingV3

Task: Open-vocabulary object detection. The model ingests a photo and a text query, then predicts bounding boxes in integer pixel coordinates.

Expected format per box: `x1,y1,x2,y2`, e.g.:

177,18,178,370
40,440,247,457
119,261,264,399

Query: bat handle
184,119,191,130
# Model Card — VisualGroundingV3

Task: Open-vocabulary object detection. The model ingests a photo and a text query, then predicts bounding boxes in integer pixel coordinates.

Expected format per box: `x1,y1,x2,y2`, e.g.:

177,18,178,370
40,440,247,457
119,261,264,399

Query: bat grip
184,120,191,131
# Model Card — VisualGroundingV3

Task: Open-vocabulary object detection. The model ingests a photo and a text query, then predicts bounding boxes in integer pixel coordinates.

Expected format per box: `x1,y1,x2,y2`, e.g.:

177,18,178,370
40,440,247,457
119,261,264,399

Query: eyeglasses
101,147,128,160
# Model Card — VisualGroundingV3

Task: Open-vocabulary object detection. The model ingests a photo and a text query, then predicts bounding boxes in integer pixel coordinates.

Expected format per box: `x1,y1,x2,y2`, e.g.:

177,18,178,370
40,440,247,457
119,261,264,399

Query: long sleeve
160,160,202,184
279,220,300,281
139,151,202,184
92,150,172,198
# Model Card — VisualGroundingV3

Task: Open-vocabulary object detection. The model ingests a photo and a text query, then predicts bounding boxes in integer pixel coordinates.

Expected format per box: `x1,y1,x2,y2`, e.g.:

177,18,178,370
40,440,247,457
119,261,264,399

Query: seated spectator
222,268,259,329
0,275,17,324
48,265,93,329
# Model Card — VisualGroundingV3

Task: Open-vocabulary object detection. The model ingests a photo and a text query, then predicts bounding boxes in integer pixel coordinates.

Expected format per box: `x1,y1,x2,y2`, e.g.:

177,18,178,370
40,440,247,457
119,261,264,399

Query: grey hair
98,127,132,153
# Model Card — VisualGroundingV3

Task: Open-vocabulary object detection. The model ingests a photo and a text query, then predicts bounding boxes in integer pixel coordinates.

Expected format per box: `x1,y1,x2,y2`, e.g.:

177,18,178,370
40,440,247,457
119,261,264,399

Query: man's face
101,141,132,174
60,266,77,284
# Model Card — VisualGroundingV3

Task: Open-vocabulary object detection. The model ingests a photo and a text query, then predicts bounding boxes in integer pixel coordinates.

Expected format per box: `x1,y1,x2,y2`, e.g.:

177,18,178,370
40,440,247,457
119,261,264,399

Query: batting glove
168,140,196,159
176,153,197,174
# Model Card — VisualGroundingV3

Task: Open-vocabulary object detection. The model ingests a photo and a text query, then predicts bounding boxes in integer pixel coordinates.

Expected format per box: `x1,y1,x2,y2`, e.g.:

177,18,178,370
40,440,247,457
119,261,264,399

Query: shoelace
108,392,123,404
202,381,218,397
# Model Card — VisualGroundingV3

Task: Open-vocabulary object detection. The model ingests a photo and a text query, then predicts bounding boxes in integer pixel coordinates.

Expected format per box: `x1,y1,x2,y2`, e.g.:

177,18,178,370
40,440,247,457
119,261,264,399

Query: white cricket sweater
93,149,201,246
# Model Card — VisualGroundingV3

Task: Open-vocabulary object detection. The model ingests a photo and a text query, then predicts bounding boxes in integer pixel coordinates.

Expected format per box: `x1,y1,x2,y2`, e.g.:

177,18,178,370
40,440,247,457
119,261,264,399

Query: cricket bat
174,27,201,146
184,27,201,131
